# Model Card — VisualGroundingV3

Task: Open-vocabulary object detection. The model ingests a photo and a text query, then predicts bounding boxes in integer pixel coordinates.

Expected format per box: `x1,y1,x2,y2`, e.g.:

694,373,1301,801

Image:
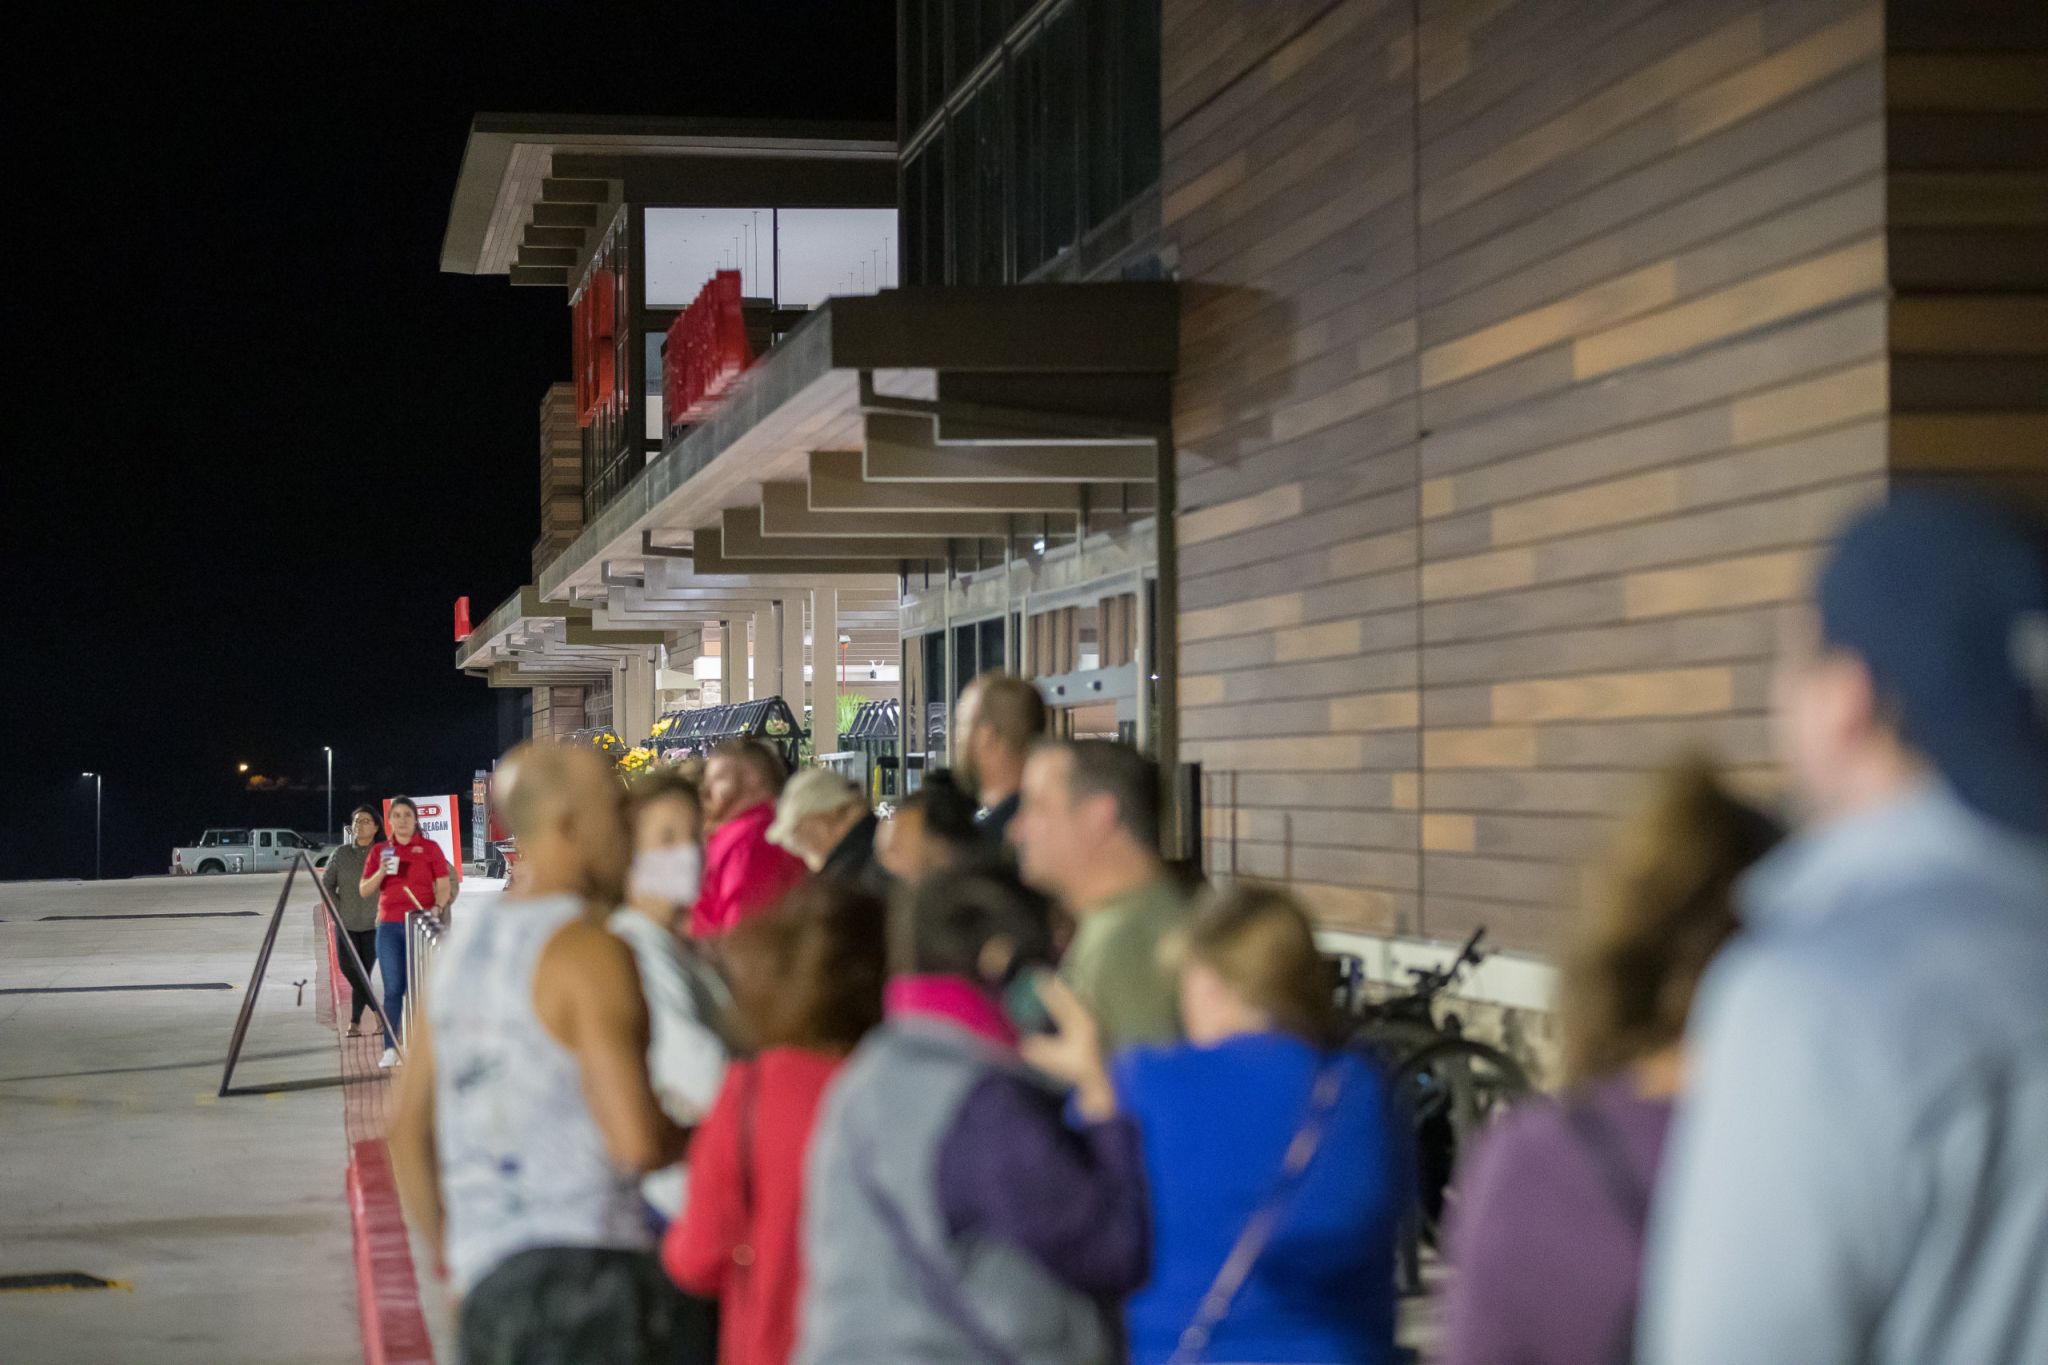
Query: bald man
388,742,692,1365
954,672,1047,851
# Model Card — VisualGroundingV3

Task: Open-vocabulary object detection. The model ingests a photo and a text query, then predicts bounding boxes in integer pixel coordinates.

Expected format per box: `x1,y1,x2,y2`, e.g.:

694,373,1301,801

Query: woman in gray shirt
321,805,384,1035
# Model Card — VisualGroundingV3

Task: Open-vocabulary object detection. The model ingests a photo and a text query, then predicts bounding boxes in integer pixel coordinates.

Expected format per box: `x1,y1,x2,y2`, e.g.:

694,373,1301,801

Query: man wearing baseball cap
1642,491,2048,1364
768,767,887,894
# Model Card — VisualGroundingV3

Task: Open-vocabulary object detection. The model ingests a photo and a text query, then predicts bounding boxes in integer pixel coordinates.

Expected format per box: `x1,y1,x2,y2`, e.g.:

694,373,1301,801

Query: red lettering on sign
663,270,753,430
572,268,619,430
417,805,442,818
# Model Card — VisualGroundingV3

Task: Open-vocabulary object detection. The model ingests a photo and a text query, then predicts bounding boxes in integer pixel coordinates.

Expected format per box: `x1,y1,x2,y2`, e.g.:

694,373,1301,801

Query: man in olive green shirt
1012,740,1189,1049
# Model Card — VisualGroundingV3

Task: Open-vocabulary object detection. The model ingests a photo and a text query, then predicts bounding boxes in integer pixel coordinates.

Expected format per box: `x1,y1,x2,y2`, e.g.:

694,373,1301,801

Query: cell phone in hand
1003,965,1059,1037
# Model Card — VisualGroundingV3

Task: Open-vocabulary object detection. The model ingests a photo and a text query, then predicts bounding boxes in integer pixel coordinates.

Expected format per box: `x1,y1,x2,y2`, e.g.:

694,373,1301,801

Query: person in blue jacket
1026,883,1402,1365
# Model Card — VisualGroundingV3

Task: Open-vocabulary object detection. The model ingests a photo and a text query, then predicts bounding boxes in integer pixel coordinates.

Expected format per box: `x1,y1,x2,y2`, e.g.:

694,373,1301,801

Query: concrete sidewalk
0,874,360,1364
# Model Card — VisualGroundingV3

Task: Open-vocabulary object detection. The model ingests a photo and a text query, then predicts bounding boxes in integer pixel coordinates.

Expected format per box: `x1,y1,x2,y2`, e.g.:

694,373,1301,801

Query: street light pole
323,746,334,838
81,772,101,880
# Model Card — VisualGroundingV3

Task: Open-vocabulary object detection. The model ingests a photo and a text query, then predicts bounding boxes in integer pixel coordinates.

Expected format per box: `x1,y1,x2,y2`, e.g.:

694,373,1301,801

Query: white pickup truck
170,828,337,875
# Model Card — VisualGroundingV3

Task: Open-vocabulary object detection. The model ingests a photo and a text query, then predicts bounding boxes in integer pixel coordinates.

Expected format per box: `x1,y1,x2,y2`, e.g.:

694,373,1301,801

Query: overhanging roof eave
439,114,896,276
533,283,1180,601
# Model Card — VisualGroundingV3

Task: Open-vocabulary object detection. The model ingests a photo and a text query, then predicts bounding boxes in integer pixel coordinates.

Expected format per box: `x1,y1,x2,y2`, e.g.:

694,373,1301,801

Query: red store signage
664,270,753,429
572,267,618,429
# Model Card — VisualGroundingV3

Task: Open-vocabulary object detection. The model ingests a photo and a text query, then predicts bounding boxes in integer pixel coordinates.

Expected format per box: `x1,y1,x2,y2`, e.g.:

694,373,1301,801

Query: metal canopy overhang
457,585,674,687
440,113,895,282
535,282,1178,605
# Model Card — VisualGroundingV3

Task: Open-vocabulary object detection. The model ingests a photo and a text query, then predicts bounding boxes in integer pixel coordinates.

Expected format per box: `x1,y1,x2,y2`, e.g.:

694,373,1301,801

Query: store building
1154,0,2044,977
451,3,2043,1004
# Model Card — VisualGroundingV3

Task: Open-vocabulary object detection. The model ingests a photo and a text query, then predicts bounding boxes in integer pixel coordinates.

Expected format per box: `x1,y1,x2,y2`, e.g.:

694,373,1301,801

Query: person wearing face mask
796,870,1149,1365
611,772,735,1204
609,769,730,1363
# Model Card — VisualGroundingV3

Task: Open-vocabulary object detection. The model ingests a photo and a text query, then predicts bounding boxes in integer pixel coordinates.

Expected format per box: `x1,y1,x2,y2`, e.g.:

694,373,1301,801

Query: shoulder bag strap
846,1125,1029,1365
1560,1095,1652,1365
1168,1057,1347,1365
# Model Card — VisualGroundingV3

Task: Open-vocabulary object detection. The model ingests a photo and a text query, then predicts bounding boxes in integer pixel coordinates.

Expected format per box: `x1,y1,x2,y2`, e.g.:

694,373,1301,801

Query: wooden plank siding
535,382,584,579
1883,9,2048,514
1165,0,1921,951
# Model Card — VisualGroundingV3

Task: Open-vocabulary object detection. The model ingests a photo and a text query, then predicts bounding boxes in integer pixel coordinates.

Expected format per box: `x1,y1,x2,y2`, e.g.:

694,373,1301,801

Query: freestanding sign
383,794,462,877
471,772,488,860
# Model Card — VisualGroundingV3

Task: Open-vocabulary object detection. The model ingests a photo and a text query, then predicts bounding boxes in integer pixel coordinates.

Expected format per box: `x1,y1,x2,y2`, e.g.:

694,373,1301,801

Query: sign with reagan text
381,795,462,881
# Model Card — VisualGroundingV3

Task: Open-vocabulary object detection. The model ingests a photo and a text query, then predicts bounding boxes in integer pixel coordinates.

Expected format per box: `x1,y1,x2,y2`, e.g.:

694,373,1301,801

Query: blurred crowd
380,491,2047,1365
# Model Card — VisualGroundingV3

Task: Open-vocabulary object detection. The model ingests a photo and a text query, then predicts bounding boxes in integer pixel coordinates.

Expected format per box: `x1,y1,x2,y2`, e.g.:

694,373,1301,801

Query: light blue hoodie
1640,785,2048,1364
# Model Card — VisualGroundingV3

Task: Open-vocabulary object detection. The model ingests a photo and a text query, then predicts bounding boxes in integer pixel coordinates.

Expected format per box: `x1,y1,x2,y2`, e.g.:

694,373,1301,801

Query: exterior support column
812,585,839,755
780,598,806,711
618,650,657,742
752,607,776,702
718,620,737,707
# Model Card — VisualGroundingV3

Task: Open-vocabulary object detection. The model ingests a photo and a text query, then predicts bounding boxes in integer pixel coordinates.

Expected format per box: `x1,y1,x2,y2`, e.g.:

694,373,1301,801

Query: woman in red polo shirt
357,795,452,1069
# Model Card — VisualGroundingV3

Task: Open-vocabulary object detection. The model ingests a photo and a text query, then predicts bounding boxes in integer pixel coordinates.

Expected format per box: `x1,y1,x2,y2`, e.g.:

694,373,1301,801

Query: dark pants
459,1246,716,1365
374,920,408,1050
339,927,379,1026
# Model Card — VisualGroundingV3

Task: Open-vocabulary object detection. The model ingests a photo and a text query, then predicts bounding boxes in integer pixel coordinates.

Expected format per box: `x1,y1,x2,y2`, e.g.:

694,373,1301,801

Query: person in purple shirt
1029,882,1403,1365
1436,757,1781,1365
797,868,1146,1364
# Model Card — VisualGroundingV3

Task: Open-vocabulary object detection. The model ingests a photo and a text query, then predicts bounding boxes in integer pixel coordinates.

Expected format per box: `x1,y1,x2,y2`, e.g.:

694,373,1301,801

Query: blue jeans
375,920,408,1050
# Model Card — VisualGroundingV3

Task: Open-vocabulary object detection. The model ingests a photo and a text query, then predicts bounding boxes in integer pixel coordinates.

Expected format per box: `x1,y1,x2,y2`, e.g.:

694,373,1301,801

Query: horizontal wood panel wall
531,686,585,743
536,382,585,579
1883,3,2048,512
1166,0,1899,952
535,383,588,743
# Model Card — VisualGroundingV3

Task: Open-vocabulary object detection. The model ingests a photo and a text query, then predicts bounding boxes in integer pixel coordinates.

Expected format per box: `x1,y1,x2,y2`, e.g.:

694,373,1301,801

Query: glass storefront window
902,0,1152,286
774,208,898,308
646,207,895,311
645,207,773,306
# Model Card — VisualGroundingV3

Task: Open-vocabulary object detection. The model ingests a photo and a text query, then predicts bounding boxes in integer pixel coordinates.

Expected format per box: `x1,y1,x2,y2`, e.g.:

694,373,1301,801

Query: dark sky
0,4,894,880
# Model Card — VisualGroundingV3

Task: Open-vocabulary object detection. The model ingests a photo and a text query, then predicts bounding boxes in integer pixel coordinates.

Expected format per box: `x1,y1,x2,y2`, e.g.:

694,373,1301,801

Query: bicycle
1328,927,1532,1291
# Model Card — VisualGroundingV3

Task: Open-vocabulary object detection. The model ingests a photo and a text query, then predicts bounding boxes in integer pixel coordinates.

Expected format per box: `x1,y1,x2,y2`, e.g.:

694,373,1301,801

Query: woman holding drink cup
357,795,452,1069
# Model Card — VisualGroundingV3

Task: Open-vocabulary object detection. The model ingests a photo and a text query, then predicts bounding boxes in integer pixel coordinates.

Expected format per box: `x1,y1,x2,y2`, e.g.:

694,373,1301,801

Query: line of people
382,490,2047,1365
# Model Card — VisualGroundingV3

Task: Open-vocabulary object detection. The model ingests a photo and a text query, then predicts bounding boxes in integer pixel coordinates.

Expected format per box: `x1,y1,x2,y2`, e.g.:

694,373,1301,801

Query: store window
900,0,1158,286
644,207,896,311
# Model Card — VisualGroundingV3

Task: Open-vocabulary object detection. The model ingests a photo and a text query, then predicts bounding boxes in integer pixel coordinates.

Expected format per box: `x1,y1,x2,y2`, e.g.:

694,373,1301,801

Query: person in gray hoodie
797,869,1148,1365
1640,492,2048,1364
320,805,384,1036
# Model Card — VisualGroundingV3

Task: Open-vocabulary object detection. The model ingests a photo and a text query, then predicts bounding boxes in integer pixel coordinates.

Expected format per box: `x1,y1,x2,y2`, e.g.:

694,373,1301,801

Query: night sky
0,4,895,880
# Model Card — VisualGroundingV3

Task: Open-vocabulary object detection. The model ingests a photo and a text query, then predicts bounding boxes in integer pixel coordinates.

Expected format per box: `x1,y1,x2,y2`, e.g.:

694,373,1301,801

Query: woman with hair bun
1436,756,1783,1365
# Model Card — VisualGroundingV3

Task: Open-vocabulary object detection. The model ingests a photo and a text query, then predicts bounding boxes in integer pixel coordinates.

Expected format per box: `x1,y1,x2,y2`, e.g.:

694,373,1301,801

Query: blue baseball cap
1816,489,2048,836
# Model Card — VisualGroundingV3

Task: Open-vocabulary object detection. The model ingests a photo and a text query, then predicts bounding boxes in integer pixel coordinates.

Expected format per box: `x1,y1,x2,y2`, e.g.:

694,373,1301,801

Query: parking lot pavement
0,873,359,1365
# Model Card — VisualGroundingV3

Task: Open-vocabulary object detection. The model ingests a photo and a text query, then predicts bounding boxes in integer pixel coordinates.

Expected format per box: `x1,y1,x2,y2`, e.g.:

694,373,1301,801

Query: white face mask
629,843,703,906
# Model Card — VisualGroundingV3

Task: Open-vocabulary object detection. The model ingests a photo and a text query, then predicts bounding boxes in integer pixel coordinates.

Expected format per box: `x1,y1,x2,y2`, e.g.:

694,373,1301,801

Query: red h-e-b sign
572,268,618,429
664,270,753,428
